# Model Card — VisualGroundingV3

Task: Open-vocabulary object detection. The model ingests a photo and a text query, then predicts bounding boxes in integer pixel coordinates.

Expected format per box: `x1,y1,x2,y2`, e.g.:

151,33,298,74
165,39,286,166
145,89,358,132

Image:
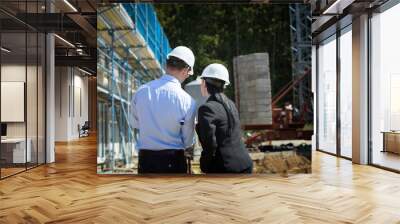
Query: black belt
139,149,184,156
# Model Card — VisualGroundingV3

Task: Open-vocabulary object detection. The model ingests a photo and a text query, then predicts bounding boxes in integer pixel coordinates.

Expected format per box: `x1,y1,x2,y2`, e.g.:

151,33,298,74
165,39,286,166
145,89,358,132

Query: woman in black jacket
196,63,253,173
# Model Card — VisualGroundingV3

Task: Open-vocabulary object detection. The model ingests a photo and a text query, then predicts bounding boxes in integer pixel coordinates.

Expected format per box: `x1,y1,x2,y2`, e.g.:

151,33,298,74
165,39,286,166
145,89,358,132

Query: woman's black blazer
196,95,253,173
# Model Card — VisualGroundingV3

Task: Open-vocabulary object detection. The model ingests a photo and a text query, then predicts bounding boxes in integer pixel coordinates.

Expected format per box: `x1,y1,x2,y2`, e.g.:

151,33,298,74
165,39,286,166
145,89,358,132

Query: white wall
55,67,69,141
1,65,26,140
72,73,89,138
55,67,89,141
1,65,36,138
1,63,46,164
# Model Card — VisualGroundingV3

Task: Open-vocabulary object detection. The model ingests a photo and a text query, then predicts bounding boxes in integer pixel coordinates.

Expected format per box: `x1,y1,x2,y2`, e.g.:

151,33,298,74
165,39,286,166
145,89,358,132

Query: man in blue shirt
130,46,197,174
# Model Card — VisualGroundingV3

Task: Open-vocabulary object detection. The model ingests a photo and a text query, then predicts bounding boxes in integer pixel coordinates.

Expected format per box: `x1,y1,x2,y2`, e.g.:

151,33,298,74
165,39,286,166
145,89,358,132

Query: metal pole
336,28,341,157
124,48,132,167
25,1,28,171
110,30,116,173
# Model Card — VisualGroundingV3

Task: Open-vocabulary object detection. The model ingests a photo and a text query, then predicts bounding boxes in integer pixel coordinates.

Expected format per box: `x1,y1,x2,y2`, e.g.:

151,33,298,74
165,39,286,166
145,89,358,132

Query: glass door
317,35,337,155
1,30,28,178
370,2,400,171
0,0,46,179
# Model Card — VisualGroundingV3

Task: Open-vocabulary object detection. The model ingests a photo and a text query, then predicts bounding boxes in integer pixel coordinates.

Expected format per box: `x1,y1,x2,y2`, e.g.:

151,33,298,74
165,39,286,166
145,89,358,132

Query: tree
155,4,293,102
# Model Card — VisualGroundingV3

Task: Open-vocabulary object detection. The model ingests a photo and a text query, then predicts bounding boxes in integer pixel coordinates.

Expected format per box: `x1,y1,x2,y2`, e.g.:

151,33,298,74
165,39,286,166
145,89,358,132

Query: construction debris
252,151,311,175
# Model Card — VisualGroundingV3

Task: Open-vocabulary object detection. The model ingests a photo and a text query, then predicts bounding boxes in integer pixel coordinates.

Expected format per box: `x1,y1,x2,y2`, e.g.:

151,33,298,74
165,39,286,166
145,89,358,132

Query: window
339,27,352,158
370,3,400,171
317,35,337,154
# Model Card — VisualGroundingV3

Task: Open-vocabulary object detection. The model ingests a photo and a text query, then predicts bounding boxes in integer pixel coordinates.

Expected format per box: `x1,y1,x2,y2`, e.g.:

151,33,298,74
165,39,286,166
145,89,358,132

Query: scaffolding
289,4,313,122
97,3,171,173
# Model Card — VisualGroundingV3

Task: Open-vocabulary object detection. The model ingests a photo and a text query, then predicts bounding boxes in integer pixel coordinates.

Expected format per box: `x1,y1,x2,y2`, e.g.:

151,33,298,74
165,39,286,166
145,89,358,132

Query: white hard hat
200,63,230,85
167,46,195,75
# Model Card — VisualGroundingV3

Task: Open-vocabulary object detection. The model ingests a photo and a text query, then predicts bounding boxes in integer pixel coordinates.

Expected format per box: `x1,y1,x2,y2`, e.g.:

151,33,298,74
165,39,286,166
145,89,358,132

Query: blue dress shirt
130,74,197,150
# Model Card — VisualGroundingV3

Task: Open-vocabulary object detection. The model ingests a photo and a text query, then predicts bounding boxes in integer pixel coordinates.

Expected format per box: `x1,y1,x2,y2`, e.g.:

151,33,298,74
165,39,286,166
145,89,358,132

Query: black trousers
138,149,187,174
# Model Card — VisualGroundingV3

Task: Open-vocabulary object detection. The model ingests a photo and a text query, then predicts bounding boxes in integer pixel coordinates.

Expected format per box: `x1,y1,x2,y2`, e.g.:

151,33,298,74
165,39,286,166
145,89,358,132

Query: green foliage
155,4,293,101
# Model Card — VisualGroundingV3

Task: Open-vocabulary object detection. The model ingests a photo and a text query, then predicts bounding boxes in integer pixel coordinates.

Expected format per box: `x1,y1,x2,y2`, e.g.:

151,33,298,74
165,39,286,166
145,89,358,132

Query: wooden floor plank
0,135,399,223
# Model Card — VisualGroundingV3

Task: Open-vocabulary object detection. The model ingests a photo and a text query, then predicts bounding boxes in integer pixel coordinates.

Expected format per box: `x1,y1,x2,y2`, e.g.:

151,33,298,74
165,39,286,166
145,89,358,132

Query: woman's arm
197,105,218,173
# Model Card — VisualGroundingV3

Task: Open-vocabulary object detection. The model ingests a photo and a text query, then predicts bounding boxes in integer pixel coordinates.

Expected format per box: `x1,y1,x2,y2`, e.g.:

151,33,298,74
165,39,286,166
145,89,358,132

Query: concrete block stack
233,53,272,126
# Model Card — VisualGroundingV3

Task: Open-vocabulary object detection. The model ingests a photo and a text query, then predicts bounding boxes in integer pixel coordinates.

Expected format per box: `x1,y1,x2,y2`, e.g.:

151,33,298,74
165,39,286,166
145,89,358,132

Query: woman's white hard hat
200,63,230,85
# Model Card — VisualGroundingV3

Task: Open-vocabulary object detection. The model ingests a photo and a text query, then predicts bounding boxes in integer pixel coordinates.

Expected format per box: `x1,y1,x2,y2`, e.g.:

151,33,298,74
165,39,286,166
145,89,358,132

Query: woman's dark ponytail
204,78,236,136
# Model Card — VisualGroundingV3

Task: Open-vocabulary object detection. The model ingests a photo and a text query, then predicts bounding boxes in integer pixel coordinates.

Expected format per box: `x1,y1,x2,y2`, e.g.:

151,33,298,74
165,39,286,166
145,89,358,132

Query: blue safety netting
123,3,171,68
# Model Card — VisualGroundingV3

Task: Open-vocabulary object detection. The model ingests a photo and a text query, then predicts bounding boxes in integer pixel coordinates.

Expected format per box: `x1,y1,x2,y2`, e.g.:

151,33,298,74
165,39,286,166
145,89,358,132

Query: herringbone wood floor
1,135,400,224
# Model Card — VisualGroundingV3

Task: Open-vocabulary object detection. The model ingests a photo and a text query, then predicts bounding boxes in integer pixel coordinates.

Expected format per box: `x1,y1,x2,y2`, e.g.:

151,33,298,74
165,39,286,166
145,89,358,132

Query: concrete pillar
46,33,55,163
45,0,55,163
352,14,369,164
54,67,70,141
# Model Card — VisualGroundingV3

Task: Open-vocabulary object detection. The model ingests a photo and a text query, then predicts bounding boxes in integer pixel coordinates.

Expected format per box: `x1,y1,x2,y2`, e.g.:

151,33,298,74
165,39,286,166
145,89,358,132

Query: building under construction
97,3,171,173
96,3,312,174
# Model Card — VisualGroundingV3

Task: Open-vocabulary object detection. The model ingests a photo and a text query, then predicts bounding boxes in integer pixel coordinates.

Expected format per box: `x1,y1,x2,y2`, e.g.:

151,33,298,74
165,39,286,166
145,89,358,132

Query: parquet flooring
0,167,26,178
1,135,400,223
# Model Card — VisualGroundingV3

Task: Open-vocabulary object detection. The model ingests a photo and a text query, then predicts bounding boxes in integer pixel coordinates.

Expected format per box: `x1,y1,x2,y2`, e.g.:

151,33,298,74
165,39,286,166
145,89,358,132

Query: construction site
2,1,400,222
97,3,312,175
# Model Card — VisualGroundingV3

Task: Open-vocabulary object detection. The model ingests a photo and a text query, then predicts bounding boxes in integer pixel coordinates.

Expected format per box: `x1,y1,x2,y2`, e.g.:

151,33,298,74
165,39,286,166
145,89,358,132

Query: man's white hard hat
167,46,195,75
200,63,230,85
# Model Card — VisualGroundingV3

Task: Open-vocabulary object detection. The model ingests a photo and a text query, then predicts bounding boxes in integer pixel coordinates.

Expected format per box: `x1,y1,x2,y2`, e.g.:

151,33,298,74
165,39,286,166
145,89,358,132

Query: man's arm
181,98,197,149
130,92,140,147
